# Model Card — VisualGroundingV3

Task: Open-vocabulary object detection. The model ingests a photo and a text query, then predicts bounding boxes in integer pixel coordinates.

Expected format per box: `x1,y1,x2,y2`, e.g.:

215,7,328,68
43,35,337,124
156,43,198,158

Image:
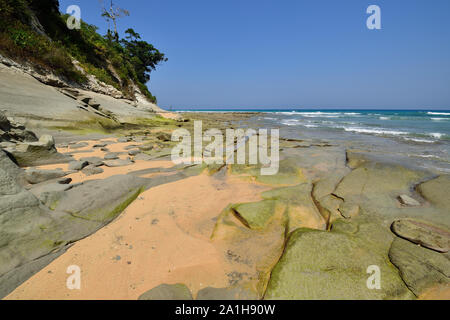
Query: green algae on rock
388,237,450,296
264,218,415,300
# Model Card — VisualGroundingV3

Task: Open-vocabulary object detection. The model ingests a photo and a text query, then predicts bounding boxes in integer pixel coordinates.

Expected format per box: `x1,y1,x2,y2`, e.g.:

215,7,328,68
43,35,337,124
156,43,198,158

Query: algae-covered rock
265,218,414,300
139,283,193,300
231,158,307,186
261,183,326,231
211,205,287,298
53,175,146,224
10,142,70,167
232,200,279,230
389,237,450,296
391,219,450,253
417,175,450,209
333,162,431,221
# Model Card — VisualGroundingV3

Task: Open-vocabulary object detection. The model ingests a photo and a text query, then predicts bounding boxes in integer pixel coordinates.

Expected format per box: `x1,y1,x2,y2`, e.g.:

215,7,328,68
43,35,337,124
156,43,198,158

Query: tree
100,0,129,42
124,28,141,41
121,30,168,83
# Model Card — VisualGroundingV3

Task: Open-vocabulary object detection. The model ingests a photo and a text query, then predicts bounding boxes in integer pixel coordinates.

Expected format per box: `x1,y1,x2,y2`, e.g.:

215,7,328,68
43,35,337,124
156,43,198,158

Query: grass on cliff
0,0,159,103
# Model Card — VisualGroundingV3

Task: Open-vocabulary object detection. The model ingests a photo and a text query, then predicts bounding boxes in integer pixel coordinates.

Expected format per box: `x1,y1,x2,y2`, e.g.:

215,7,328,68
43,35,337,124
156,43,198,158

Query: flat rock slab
82,165,104,176
104,159,133,167
104,153,119,160
24,168,67,184
417,175,450,209
391,219,450,253
124,145,139,150
398,194,421,206
139,284,193,300
93,143,107,148
68,160,89,171
79,157,104,167
133,153,153,161
264,219,414,300
389,237,450,296
128,149,141,156
69,142,89,149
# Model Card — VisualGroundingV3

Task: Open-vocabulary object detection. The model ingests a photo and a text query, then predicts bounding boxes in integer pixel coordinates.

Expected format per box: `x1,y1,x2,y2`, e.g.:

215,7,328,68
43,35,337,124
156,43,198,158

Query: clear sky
59,0,450,110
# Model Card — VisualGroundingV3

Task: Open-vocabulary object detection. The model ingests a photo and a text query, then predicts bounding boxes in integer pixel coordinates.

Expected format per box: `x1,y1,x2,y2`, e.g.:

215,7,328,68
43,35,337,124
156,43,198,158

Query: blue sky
59,0,450,110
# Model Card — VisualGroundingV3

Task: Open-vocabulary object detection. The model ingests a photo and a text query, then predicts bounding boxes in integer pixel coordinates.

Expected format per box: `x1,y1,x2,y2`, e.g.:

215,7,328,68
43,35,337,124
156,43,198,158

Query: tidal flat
1,111,449,300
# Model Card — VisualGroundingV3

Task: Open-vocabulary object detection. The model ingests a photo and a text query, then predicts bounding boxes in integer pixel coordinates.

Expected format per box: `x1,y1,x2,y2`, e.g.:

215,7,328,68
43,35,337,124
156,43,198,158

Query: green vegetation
0,0,166,103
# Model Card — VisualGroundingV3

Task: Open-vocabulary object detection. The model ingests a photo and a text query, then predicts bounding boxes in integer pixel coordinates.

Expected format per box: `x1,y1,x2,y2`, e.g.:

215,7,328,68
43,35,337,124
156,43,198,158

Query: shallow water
177,109,450,173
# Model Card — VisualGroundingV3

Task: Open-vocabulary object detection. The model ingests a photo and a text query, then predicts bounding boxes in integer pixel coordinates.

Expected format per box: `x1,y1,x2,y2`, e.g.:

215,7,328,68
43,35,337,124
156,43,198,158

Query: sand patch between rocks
6,173,270,300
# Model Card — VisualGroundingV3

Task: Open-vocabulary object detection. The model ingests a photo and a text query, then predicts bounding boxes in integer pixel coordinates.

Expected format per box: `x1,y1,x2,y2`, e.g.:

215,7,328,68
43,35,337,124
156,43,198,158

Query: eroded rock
389,237,450,296
391,219,450,253
24,168,67,184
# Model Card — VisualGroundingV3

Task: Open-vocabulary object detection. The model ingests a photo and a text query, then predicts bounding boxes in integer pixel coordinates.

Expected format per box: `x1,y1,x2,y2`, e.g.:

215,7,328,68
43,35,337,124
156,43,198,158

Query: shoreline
1,111,449,300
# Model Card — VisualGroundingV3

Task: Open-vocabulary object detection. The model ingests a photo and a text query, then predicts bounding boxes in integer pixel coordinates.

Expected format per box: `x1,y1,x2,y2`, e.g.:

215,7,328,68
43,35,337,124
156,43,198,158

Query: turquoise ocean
174,109,450,173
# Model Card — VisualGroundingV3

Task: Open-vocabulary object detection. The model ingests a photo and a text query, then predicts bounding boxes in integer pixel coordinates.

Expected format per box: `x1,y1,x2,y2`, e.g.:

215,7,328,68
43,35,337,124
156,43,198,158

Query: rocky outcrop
264,217,414,300
0,111,71,166
391,219,450,253
0,150,149,298
24,168,68,184
389,237,450,296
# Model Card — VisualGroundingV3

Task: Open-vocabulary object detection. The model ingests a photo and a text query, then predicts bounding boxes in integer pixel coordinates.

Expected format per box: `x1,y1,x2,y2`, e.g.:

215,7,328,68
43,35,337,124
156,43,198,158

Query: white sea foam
281,119,300,126
343,127,409,136
379,117,390,120
429,133,443,139
427,112,450,116
403,137,436,144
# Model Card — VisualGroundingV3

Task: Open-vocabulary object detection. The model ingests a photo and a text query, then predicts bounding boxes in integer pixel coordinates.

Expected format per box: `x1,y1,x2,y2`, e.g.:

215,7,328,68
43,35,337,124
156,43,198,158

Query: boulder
79,157,104,167
156,132,171,142
24,168,67,184
82,165,104,176
139,144,153,152
128,149,141,156
104,159,133,167
68,160,89,171
138,284,193,300
417,175,450,209
104,153,119,160
9,137,70,167
391,219,450,253
398,194,420,206
389,237,450,296
134,153,153,161
38,135,55,149
0,112,11,132
57,177,72,185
